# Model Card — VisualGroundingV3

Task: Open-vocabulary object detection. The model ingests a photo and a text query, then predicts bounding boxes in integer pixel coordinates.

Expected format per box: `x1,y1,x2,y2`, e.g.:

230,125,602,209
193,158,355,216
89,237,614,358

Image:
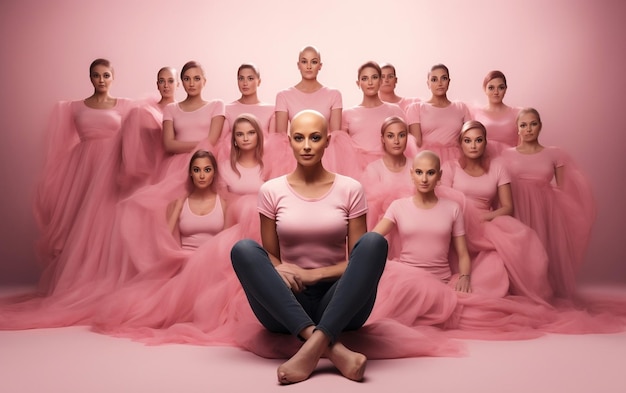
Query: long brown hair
230,114,264,178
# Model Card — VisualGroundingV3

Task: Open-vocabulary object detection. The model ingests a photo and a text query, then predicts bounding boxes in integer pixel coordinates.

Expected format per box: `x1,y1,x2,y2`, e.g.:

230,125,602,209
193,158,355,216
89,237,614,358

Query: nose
303,138,311,151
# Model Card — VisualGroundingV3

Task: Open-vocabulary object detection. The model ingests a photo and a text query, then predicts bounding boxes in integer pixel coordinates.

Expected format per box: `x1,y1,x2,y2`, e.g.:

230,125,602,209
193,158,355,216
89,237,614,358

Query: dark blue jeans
230,232,387,343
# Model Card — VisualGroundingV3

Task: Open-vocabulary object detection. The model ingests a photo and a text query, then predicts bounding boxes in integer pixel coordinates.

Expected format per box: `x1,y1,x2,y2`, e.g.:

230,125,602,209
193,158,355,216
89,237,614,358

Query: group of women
2,45,624,384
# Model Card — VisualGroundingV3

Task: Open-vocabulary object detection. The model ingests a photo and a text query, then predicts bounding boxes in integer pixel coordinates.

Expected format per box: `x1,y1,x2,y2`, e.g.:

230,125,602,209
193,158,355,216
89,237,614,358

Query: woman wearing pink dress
359,116,414,232
269,46,343,177
34,58,133,295
500,108,595,298
378,63,420,112
160,61,225,178
215,64,275,160
340,61,416,174
470,70,520,154
441,120,552,303
119,66,179,195
406,64,471,164
370,151,470,327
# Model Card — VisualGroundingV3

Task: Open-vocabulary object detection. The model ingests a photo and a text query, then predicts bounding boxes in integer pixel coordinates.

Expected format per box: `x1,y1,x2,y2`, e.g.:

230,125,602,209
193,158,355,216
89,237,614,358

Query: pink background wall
1,0,624,285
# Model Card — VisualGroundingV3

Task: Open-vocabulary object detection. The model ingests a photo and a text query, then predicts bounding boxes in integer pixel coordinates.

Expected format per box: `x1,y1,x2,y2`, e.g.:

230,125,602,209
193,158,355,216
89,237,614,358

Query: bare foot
326,342,367,382
277,331,328,384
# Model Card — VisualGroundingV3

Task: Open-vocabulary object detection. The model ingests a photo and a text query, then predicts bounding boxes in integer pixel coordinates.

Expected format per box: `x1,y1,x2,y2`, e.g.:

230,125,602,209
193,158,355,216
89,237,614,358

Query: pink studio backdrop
0,0,624,285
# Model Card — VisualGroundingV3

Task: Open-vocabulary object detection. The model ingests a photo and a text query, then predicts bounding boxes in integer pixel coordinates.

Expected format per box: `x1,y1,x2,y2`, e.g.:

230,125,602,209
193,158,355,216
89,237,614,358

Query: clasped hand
275,263,317,293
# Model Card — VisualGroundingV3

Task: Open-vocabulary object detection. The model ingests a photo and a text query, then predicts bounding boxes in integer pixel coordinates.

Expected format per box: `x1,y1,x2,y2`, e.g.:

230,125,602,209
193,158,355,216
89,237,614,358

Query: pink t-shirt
396,97,421,113
224,101,275,136
500,147,564,185
163,100,225,142
258,174,367,269
179,197,225,251
360,158,412,191
406,101,471,146
384,197,464,280
441,159,511,212
342,103,406,153
218,162,264,195
471,106,521,147
275,86,342,121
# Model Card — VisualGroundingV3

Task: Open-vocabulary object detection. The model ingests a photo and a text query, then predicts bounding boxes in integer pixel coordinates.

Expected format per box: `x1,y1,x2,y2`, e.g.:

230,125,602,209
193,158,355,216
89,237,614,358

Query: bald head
413,150,441,171
290,110,328,136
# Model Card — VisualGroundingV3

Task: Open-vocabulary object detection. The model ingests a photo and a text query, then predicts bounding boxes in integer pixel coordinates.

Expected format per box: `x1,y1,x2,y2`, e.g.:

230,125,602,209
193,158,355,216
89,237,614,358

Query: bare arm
207,115,226,146
372,217,395,237
453,235,471,293
166,198,184,236
482,183,514,221
408,122,423,147
329,108,342,132
162,120,198,154
275,111,289,134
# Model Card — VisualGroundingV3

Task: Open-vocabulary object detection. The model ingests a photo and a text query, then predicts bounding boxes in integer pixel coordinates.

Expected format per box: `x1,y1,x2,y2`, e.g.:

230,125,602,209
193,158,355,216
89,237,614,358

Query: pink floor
2,286,625,393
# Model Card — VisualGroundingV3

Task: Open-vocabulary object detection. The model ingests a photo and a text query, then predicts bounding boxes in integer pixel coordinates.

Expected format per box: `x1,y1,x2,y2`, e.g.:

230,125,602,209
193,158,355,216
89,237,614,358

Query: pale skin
166,157,226,241
84,64,117,109
372,152,472,293
236,67,276,133
459,127,513,221
162,66,225,153
379,66,402,104
482,77,509,113
342,66,386,135
232,120,261,169
516,111,564,188
156,67,178,108
265,111,367,384
380,121,408,172
275,48,341,134
408,67,452,148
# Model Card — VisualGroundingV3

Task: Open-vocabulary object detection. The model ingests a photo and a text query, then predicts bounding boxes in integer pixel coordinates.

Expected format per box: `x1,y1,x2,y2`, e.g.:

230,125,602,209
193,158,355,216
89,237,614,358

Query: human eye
441,75,449,81
194,76,201,81
530,121,538,127
103,73,111,79
415,169,423,175
183,76,189,81
430,77,437,83
158,78,165,85
463,137,471,143
248,76,255,81
235,132,243,137
399,132,407,138
361,76,368,82
519,123,527,128
487,85,494,91
311,134,322,142
385,133,394,139
476,137,484,143
372,74,379,80
237,76,244,81
427,170,436,176
499,85,506,90
168,78,175,84
193,167,200,173
311,60,319,65
293,134,304,142
204,167,212,173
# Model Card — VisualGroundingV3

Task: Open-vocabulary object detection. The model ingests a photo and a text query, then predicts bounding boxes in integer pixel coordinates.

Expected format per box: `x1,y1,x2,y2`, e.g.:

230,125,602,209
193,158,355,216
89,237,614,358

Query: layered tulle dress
441,159,553,303
406,101,471,164
500,146,595,298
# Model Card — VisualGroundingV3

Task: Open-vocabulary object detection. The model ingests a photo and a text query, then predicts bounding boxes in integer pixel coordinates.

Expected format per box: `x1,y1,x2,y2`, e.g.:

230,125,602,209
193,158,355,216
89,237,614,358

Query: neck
463,157,483,171
382,153,406,169
238,94,260,105
487,101,507,111
158,97,175,106
428,95,450,106
190,186,216,199
296,79,322,92
237,149,258,166
184,94,204,103
379,91,401,103
361,94,383,108
517,140,542,152
293,162,327,184
413,190,438,206
89,91,112,102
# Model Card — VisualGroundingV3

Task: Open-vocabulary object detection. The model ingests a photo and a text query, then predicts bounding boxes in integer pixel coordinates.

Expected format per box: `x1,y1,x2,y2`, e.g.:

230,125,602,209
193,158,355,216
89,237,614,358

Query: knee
359,232,388,253
230,239,262,269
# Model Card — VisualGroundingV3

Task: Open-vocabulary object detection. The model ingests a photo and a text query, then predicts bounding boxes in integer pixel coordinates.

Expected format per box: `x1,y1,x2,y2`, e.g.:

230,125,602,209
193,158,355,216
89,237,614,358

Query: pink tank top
178,197,225,250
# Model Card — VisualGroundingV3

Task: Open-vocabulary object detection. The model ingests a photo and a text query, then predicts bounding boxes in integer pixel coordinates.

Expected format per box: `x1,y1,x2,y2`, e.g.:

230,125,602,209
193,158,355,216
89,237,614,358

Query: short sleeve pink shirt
275,86,342,121
406,101,471,146
258,174,367,269
163,100,225,142
342,103,406,153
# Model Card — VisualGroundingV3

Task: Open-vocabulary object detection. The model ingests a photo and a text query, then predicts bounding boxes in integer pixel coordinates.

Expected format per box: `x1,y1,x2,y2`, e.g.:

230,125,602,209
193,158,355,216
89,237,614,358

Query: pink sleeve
551,147,566,168
330,89,343,110
346,178,368,219
493,160,511,186
211,100,226,117
257,180,278,219
163,103,174,121
460,102,471,122
275,91,288,113
451,202,465,237
383,200,399,224
406,102,420,126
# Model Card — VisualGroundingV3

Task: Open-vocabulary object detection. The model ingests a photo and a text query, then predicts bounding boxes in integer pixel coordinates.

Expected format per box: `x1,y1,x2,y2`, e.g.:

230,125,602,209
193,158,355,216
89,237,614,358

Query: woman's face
297,49,322,80
237,68,260,97
189,157,215,189
289,113,329,167
381,122,408,156
90,64,113,94
517,112,542,143
357,66,381,97
157,69,177,100
427,68,450,97
484,77,507,105
380,67,397,94
411,155,441,194
181,67,205,96
460,127,486,160
233,121,258,152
